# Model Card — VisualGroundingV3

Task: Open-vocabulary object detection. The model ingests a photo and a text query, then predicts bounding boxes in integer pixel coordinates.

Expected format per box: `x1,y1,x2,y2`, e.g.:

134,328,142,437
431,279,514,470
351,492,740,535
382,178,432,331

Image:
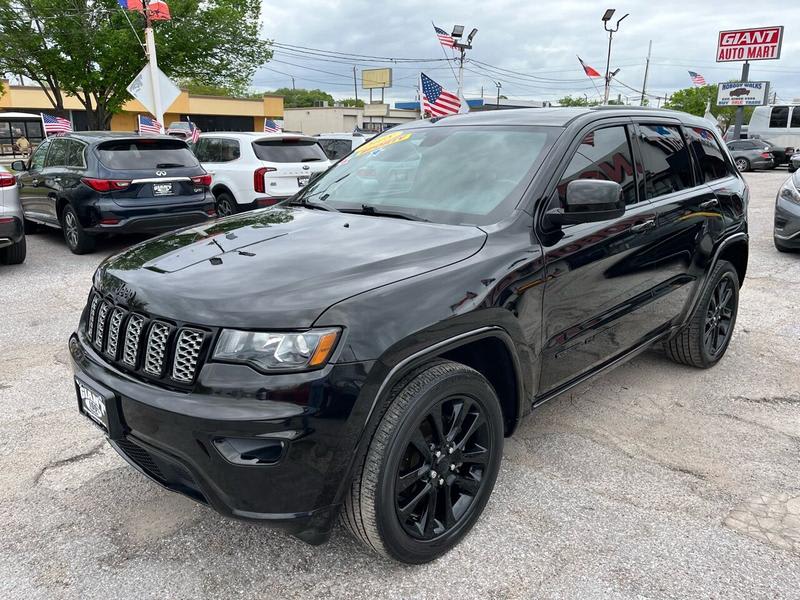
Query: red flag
148,0,171,20
578,56,601,78
118,0,144,11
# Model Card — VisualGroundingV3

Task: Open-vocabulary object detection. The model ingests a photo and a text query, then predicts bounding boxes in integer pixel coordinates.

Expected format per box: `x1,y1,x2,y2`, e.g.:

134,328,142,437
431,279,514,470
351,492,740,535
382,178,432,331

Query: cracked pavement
1,170,799,599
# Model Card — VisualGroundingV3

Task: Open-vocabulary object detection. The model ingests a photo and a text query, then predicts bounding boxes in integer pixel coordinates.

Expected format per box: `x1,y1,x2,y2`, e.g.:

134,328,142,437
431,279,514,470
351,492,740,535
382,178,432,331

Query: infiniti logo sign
156,170,167,176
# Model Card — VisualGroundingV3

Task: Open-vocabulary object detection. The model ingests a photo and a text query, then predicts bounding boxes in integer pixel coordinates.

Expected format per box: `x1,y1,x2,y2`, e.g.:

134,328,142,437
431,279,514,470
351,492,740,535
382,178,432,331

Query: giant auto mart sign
717,26,784,62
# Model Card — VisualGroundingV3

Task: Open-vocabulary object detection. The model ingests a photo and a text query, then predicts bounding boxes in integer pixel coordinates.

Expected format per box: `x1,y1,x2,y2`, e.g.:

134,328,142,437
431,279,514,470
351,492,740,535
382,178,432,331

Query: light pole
495,81,502,109
451,25,478,99
601,9,628,105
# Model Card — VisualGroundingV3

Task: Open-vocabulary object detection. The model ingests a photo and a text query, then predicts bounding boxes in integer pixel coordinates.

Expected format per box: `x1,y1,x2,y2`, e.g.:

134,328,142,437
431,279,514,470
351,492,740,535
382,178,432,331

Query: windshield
97,139,198,170
293,125,559,225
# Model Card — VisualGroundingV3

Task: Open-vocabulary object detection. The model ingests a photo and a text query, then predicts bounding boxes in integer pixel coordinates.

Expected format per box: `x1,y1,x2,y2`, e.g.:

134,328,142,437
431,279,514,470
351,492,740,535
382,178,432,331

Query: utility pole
640,40,652,106
143,1,164,130
601,9,629,105
495,81,502,109
291,76,296,90
733,61,749,140
353,66,358,103
451,25,478,99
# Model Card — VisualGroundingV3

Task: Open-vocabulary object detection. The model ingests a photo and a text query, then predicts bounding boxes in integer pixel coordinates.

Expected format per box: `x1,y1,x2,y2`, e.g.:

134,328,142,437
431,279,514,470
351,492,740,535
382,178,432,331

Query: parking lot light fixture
468,28,478,44
602,8,615,22
451,25,465,39
602,9,629,105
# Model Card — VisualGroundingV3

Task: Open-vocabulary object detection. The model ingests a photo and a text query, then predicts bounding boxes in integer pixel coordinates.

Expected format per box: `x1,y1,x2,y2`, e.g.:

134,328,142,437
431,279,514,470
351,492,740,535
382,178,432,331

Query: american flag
137,115,162,135
689,71,707,87
420,73,462,117
264,118,282,133
433,24,455,48
41,113,72,135
187,119,200,143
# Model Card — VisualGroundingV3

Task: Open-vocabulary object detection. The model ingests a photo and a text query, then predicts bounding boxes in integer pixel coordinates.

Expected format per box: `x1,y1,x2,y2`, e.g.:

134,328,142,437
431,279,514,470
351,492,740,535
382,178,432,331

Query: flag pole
578,55,604,102
143,1,164,133
419,74,425,119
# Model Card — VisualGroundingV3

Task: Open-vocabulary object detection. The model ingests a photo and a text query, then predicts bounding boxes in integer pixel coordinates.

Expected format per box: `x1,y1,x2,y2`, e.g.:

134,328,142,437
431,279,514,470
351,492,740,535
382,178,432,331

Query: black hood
96,207,487,328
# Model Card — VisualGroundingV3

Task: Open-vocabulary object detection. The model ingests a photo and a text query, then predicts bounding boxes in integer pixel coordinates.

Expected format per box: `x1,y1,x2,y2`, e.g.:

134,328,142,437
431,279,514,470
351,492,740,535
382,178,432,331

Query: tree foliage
665,84,753,132
0,0,272,129
266,87,334,108
340,98,364,108
558,95,624,107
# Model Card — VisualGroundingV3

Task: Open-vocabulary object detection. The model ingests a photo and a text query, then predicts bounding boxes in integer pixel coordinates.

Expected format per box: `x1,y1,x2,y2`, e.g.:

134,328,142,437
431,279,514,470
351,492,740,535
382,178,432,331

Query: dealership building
0,80,284,157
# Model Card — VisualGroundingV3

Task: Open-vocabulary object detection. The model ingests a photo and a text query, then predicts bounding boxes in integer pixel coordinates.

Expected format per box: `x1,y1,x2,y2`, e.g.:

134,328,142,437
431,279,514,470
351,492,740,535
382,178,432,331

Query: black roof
54,131,181,144
405,106,714,129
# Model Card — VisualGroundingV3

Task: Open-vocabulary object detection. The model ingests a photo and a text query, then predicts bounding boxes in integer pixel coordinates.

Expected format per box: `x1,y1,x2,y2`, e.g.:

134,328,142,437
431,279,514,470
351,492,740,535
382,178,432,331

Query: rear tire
0,235,26,265
664,260,739,368
342,360,504,564
215,192,237,216
61,205,95,255
735,157,750,172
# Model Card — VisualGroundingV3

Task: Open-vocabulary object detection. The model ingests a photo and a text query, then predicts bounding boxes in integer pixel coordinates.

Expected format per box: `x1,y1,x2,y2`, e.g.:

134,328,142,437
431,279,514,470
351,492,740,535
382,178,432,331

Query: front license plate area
297,176,310,187
76,378,110,431
153,182,174,196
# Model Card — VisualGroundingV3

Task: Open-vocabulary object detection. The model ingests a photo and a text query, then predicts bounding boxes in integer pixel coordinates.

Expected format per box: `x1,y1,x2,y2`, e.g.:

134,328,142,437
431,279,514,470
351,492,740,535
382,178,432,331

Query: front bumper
775,194,800,248
68,331,374,544
0,215,23,247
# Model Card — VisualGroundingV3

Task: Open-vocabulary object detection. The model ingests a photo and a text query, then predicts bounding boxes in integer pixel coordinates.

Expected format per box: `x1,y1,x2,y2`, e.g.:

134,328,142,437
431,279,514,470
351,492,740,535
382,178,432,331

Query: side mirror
545,179,625,228
10,160,27,172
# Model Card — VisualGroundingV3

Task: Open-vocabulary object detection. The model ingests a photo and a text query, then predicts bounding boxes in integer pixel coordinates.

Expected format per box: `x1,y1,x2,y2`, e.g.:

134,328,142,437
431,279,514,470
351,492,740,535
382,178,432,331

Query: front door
17,138,52,223
537,122,662,394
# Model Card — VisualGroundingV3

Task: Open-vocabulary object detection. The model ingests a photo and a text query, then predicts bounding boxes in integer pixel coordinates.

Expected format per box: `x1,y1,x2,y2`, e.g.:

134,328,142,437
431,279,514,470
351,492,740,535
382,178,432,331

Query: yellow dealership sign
362,68,392,89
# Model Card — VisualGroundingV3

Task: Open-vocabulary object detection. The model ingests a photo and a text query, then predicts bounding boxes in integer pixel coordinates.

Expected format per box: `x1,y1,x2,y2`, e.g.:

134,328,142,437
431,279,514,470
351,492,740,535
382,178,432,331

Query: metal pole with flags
143,2,164,131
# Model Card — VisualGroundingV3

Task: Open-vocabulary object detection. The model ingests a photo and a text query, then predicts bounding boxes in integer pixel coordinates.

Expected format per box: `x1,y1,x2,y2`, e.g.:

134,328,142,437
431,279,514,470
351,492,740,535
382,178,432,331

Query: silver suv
0,165,26,265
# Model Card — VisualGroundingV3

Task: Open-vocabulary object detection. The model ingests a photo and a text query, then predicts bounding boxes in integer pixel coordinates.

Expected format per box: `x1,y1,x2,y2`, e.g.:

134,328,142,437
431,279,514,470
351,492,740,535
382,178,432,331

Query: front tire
665,260,739,368
343,360,504,564
61,205,95,255
0,235,26,265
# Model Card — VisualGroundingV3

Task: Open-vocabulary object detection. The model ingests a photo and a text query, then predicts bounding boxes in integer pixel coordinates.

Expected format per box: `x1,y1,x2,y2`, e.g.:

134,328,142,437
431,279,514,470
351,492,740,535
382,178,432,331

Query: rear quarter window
684,127,734,182
97,139,199,170
252,139,327,163
638,124,694,198
769,106,790,128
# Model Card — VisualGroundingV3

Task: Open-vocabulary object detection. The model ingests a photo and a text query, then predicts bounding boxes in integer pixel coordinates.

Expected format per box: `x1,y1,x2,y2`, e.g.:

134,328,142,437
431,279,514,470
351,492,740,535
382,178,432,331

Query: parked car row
725,138,795,172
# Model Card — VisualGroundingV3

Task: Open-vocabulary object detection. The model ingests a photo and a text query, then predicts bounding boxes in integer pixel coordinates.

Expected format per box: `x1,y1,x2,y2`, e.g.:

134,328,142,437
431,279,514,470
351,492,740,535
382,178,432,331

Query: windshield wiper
289,197,340,212
339,204,429,222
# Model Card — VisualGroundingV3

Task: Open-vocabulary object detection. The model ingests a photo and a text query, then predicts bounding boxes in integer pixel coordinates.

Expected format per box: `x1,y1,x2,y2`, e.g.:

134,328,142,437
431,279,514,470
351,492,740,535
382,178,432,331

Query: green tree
558,95,600,107
266,88,334,108
340,98,364,108
665,84,753,133
0,0,272,129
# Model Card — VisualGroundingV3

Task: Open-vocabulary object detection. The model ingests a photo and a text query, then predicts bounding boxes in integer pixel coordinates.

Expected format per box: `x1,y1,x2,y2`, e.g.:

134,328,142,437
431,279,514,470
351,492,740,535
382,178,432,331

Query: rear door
251,137,330,197
41,137,71,222
629,120,722,329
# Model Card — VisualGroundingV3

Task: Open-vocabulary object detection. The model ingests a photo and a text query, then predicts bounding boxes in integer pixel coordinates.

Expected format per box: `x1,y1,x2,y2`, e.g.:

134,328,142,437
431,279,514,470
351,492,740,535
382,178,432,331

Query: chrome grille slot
87,294,100,339
105,309,125,359
94,302,110,349
144,321,171,376
172,329,205,382
122,314,145,367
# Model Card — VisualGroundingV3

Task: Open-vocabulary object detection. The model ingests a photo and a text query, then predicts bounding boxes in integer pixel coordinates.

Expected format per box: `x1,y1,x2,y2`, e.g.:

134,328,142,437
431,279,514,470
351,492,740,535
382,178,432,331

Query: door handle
630,219,656,233
53,177,62,182
699,199,719,210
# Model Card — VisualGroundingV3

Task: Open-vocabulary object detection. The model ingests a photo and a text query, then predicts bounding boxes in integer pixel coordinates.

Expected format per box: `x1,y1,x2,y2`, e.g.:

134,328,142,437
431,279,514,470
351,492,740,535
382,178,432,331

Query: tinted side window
193,138,211,162
556,126,637,207
638,125,693,198
685,127,733,182
728,141,743,150
791,108,800,128
45,138,69,168
66,141,86,168
318,139,353,160
769,106,789,128
252,139,328,163
29,139,51,171
196,138,240,162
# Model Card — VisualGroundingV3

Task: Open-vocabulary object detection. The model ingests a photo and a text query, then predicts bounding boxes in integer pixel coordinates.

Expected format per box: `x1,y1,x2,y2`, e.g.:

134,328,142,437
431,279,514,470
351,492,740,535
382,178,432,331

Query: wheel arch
211,183,235,200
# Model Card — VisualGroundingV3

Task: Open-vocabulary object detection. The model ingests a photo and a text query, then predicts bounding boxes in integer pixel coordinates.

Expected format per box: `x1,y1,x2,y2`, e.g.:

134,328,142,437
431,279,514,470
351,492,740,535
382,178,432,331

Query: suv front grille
83,291,210,387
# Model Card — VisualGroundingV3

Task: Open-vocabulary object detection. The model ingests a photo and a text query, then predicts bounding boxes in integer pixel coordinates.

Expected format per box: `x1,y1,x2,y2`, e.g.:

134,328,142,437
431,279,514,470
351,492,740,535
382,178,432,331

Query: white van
747,105,800,147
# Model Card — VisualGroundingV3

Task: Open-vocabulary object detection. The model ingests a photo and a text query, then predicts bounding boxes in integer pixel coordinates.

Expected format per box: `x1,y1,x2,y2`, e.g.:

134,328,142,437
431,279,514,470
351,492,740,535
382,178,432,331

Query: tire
774,238,794,253
61,205,95,254
789,166,797,174
665,260,739,368
0,235,26,265
215,192,237,216
734,157,750,172
342,359,504,564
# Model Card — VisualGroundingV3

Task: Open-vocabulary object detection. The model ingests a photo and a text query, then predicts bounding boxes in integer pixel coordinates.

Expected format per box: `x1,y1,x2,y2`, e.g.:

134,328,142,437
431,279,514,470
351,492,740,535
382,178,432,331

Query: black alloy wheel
394,395,490,541
342,360,504,564
703,273,735,357
61,205,95,254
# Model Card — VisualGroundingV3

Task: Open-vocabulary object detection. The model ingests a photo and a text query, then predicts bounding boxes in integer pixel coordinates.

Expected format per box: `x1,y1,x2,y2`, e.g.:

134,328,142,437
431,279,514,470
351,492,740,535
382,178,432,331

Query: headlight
213,328,340,372
779,177,800,205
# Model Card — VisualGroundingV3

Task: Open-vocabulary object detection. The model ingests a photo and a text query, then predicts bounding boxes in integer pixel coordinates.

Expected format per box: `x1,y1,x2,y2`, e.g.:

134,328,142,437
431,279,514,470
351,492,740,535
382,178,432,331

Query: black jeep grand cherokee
69,107,748,564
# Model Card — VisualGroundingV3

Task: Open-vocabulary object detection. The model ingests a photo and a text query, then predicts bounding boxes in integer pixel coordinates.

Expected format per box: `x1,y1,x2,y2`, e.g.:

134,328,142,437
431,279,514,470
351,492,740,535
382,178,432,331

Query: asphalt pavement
1,170,799,599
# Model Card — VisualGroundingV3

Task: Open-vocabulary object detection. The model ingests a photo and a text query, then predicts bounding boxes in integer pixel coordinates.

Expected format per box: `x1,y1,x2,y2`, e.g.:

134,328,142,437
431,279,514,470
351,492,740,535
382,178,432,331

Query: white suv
195,132,331,215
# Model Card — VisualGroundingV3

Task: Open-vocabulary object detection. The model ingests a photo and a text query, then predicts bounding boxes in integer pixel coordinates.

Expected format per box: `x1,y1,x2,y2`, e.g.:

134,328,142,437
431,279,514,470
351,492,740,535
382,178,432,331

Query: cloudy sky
257,1,800,105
